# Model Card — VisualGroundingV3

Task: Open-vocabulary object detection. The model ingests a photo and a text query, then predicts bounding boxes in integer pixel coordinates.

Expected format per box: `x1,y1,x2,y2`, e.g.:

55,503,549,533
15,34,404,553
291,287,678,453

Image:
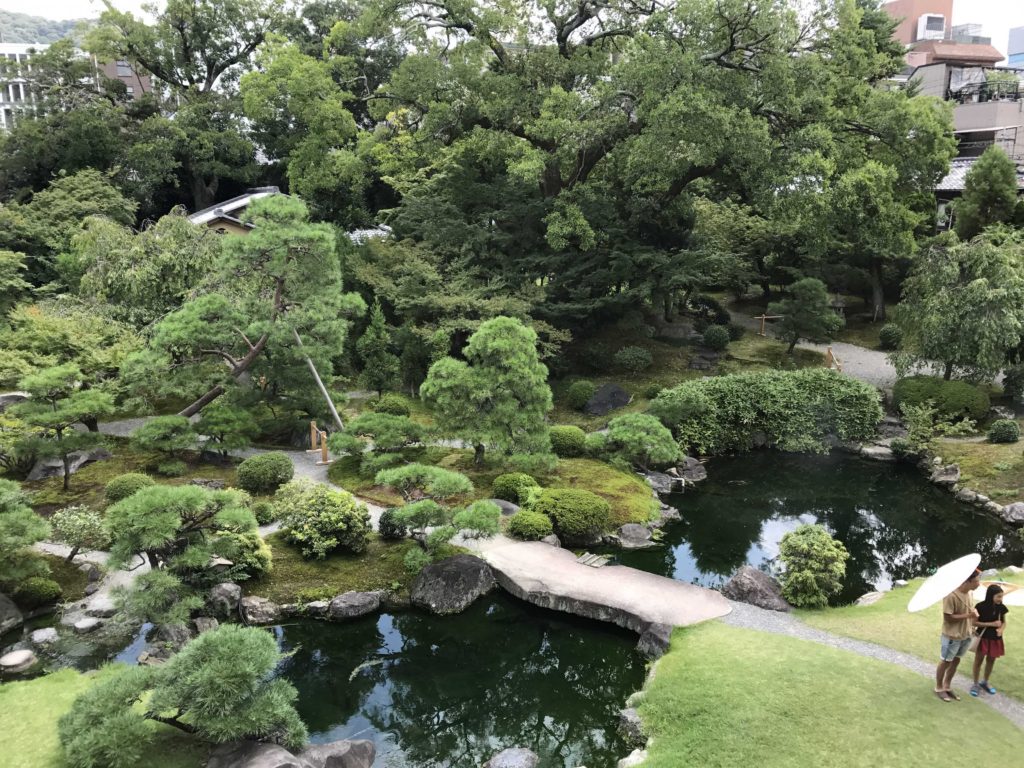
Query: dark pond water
615,452,1024,604
271,593,646,768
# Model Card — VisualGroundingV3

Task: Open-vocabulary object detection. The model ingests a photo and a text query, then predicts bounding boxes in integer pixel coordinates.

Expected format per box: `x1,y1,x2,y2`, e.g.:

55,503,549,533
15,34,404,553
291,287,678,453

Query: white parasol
907,553,981,613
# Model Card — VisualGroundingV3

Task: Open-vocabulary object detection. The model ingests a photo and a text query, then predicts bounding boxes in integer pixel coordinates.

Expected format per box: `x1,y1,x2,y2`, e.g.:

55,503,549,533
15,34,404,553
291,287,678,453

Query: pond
615,452,1024,604
272,593,646,768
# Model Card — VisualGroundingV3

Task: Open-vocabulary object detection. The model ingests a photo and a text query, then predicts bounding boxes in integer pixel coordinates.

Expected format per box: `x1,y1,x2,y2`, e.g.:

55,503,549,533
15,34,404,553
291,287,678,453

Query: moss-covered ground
638,621,1024,767
799,571,1024,701
41,554,90,604
0,666,206,768
937,436,1024,503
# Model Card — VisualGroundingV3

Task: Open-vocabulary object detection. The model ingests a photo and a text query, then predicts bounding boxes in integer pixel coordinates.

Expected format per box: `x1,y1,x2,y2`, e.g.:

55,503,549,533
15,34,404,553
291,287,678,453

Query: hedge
892,376,989,422
649,369,882,454
988,419,1020,444
549,425,586,457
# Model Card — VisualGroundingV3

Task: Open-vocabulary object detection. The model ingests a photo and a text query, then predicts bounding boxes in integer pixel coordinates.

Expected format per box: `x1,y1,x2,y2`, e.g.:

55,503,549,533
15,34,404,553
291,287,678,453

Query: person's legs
936,659,950,691
971,650,983,695
982,656,997,693
944,656,961,692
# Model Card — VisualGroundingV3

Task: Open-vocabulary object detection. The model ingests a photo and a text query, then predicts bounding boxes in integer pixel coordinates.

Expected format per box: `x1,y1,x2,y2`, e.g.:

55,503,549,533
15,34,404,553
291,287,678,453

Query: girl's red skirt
977,637,1005,658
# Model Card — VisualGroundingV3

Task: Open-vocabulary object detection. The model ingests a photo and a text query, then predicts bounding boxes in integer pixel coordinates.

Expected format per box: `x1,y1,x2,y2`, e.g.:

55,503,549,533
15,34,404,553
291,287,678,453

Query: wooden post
316,430,333,465
754,314,783,336
306,421,320,453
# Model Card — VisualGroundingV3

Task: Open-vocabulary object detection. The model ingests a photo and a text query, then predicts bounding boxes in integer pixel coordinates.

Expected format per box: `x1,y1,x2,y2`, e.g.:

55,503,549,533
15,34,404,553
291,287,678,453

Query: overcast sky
3,0,1024,57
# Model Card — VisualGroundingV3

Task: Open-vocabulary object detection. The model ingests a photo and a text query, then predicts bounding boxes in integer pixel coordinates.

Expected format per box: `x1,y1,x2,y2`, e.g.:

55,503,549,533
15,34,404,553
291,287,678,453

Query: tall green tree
357,299,400,396
421,316,552,465
768,278,845,353
0,251,30,316
0,479,50,584
954,146,1020,240
13,364,115,490
893,231,1024,381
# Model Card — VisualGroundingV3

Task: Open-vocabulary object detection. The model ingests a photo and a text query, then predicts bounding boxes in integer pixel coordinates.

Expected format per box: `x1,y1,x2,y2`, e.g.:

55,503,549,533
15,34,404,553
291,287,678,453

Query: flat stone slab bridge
466,537,732,642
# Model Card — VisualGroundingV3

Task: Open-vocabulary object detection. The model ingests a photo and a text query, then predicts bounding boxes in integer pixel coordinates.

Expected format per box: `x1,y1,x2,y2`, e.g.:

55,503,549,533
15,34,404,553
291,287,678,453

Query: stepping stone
87,596,117,618
30,627,59,645
0,649,38,674
74,617,102,634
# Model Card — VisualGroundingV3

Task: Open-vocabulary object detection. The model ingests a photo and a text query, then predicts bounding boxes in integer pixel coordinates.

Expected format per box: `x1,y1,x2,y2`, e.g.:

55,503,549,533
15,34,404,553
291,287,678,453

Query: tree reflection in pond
273,594,645,768
615,453,1024,604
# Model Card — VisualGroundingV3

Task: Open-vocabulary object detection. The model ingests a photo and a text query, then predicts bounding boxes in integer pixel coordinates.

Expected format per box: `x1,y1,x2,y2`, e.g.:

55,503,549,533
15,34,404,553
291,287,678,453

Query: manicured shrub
702,325,730,351
237,451,294,494
14,576,62,609
614,345,653,373
566,379,597,410
372,393,411,416
378,508,408,540
105,473,156,503
643,384,663,400
605,413,680,470
778,524,849,609
878,323,902,351
453,500,501,539
650,369,882,455
688,295,731,326
549,425,586,457
988,419,1020,444
584,431,608,458
532,488,611,542
727,322,745,341
213,531,272,577
252,500,276,526
275,479,371,558
155,459,187,477
50,505,110,561
492,472,540,504
508,510,554,541
892,375,990,422
132,415,195,457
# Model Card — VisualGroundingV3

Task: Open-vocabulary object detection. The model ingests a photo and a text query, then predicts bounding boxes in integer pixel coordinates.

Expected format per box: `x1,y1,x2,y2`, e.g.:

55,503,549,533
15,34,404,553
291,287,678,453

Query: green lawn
938,437,1024,503
638,621,1024,767
247,532,421,603
717,333,823,374
800,572,1024,701
0,667,206,768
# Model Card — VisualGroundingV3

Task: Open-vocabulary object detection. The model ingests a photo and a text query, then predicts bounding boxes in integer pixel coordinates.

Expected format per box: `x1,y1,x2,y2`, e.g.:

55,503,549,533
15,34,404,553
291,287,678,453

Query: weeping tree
128,195,364,423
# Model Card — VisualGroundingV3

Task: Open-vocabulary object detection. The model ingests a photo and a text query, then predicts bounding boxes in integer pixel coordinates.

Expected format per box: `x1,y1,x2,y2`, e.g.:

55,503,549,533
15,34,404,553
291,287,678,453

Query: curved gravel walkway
722,600,1024,729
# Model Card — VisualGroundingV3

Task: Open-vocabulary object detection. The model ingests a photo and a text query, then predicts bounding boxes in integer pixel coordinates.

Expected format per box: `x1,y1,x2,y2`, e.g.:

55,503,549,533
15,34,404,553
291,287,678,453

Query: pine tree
357,299,400,397
955,146,1019,240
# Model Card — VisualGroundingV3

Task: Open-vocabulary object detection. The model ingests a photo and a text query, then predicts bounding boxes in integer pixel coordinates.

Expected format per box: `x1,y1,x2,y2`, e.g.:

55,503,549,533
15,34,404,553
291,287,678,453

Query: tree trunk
787,337,798,354
65,546,79,563
82,416,99,432
943,361,954,381
179,384,226,418
61,453,71,491
474,443,485,467
870,259,886,321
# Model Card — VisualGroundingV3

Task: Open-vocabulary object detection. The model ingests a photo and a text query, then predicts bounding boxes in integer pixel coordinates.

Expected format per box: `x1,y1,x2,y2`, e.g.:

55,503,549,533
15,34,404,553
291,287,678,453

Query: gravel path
722,600,1024,729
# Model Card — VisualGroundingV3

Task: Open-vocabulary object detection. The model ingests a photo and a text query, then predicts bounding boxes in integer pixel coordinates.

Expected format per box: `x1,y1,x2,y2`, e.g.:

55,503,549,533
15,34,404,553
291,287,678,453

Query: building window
126,86,134,95
116,60,132,77
925,16,944,32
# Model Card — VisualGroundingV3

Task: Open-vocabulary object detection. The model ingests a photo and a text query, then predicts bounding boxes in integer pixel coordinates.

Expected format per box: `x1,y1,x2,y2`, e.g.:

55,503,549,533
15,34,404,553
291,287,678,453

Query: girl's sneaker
980,681,997,695
970,684,980,697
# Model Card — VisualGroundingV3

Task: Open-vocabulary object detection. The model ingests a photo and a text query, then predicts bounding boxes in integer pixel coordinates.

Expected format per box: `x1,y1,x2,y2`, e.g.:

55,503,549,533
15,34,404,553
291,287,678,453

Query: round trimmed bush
492,472,540,504
378,508,408,540
373,393,411,417
14,576,62,609
614,346,653,373
105,473,156,503
893,376,990,422
549,425,586,458
643,384,663,400
252,500,276,526
702,325,730,351
508,510,554,541
276,479,371,558
237,451,294,494
727,322,745,341
878,323,902,351
155,459,187,477
532,488,611,543
988,419,1020,444
566,380,597,411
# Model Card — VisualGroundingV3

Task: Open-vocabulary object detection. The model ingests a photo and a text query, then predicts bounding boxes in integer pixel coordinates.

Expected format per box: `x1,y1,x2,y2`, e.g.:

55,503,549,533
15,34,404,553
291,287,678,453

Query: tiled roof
934,158,1024,192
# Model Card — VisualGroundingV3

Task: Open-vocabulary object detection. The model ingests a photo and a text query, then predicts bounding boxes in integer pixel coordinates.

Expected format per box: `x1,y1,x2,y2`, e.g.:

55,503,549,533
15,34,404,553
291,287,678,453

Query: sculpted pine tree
954,146,1020,240
768,278,844,353
357,300,400,396
0,479,50,583
421,317,552,465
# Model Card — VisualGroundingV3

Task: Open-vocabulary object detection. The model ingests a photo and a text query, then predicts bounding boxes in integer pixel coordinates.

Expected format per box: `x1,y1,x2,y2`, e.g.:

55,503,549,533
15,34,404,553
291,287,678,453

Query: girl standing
971,584,1009,696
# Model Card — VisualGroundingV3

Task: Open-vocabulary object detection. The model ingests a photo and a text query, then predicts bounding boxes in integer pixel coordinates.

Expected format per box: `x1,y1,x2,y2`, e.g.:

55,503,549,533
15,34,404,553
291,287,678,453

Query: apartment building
0,42,151,132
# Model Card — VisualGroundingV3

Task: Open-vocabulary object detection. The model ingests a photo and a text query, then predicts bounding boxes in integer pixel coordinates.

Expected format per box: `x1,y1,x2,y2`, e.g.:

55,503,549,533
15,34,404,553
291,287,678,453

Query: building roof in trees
188,186,281,227
934,157,1024,192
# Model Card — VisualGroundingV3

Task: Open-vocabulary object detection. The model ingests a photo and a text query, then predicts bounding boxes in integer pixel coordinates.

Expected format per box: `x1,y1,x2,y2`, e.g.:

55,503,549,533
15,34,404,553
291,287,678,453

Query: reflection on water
615,453,1024,604
273,593,646,768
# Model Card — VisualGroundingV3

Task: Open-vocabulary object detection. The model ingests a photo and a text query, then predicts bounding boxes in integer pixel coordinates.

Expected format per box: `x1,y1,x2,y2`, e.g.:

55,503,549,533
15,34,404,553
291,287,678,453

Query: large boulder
722,566,790,612
618,707,646,749
929,464,960,487
27,447,112,481
0,592,23,635
488,499,521,517
676,456,708,483
617,524,656,550
206,741,311,768
239,596,281,625
299,739,376,768
484,748,540,768
0,391,29,412
410,555,496,615
210,582,242,616
584,383,632,416
87,596,118,618
327,592,381,621
636,622,673,659
1001,502,1024,526
644,472,680,496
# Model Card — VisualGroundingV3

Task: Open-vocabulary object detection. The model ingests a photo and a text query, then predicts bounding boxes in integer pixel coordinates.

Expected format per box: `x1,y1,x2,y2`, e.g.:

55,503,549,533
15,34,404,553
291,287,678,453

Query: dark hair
981,584,1004,606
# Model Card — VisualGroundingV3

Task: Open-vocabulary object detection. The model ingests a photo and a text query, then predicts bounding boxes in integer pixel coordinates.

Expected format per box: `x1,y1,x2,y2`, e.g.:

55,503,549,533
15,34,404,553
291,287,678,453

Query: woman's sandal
945,689,961,701
935,690,953,702
981,681,997,695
